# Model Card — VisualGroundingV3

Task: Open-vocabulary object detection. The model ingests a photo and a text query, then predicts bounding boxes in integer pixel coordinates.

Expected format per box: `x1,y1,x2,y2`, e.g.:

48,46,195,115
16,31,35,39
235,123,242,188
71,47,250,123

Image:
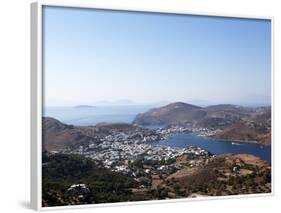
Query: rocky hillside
212,108,271,145
42,117,96,152
42,117,159,152
42,152,271,206
133,102,205,126
157,153,271,197
133,102,271,145
133,102,254,128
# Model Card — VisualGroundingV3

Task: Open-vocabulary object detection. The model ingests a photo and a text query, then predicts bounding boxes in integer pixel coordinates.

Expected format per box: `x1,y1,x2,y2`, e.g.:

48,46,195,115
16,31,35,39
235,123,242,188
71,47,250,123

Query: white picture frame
31,1,274,211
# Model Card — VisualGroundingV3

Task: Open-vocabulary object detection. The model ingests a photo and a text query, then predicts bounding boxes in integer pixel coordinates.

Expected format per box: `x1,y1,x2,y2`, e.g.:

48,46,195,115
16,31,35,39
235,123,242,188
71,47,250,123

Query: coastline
207,136,270,146
156,130,269,147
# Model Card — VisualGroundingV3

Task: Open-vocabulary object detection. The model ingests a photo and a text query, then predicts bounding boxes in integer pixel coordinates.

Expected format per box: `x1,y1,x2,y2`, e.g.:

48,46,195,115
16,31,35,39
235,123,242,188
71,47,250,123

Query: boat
231,142,241,146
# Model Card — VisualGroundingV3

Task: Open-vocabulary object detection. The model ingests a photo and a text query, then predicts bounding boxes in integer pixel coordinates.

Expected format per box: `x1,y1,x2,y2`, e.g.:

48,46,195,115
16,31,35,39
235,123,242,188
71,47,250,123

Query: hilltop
134,102,204,126
133,102,271,145
133,102,255,127
42,117,95,151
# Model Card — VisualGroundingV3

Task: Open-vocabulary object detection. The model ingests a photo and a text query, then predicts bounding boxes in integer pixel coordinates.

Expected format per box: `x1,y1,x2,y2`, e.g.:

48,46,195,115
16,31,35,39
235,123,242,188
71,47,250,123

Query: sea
44,105,152,126
160,133,271,163
44,105,272,163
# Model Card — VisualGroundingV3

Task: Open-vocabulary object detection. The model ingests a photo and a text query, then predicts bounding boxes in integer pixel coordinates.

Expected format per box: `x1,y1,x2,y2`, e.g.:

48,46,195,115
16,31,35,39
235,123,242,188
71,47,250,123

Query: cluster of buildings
190,127,222,137
63,134,211,172
155,125,192,139
60,124,215,177
156,125,221,138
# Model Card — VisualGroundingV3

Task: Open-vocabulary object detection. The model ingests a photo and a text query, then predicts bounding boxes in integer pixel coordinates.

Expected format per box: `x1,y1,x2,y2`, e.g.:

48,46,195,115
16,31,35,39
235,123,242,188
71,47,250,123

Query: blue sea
45,105,271,163
44,105,152,126
160,133,271,163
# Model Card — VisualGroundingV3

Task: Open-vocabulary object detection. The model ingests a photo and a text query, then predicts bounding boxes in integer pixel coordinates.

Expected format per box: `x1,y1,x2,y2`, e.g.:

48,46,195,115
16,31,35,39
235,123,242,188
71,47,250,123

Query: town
60,124,215,176
43,120,271,206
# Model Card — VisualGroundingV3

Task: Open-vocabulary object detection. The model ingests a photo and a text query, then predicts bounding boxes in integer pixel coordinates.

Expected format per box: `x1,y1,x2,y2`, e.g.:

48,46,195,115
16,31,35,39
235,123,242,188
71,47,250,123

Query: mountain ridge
133,102,271,145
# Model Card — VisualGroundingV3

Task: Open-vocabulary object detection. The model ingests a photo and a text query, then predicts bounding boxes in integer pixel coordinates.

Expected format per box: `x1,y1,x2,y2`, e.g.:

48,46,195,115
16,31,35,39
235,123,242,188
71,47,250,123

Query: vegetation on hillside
42,152,271,207
42,153,148,207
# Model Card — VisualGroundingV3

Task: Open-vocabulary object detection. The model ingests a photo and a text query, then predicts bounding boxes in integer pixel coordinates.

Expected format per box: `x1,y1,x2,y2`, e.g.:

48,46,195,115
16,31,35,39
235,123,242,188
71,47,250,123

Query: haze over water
44,105,152,126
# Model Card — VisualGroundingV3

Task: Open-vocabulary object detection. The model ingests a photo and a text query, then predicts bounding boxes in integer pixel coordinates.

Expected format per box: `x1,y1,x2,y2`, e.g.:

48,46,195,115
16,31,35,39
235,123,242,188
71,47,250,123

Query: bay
159,133,271,163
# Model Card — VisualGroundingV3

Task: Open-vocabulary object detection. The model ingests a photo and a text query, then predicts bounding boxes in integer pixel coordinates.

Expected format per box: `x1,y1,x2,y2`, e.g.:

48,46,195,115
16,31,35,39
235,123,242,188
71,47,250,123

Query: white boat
231,142,241,145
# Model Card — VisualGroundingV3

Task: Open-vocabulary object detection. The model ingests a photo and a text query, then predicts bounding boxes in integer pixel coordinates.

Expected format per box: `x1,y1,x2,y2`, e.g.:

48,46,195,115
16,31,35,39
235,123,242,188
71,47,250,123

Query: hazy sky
43,6,271,107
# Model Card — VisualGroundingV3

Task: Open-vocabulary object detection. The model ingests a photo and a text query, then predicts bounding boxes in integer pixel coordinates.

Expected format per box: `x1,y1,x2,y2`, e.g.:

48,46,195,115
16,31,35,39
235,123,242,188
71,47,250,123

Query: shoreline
155,129,270,147
157,132,271,163
207,136,271,147
158,132,271,147
207,136,267,146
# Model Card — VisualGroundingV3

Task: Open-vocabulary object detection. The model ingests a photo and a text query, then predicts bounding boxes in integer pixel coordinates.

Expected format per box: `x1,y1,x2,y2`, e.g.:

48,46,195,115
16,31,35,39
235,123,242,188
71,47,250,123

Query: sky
43,6,271,107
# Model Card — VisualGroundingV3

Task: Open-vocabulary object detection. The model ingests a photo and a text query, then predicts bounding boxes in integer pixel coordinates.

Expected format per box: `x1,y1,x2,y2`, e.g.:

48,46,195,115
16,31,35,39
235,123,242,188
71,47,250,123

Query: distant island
74,105,96,108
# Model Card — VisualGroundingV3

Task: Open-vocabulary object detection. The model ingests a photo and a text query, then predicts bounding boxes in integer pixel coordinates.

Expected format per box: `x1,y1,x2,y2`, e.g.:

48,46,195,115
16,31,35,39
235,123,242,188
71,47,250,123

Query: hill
160,153,271,197
133,102,205,126
211,108,271,145
42,117,159,152
133,102,271,145
42,117,96,152
42,153,138,206
42,152,271,206
133,102,252,128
